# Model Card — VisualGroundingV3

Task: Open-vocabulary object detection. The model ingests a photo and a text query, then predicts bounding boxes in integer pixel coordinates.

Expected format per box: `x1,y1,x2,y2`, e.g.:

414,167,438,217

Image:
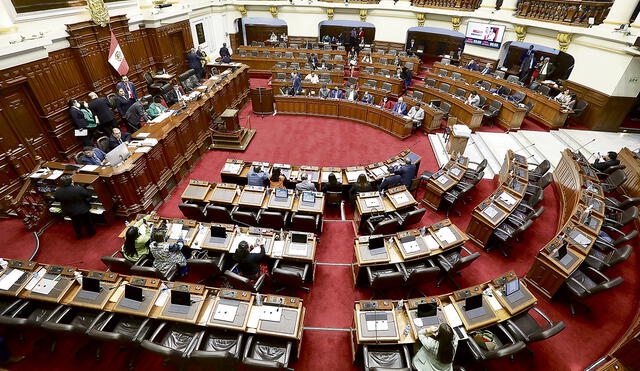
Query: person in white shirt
305,72,319,84
555,89,575,109
480,63,493,75
406,103,425,130
361,52,373,63
345,85,358,101
269,32,277,41
465,90,481,107
537,57,555,81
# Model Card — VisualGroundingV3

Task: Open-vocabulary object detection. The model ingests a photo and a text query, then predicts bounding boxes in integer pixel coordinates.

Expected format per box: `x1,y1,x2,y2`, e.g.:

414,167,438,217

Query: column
499,0,518,12
603,0,640,25
478,0,497,12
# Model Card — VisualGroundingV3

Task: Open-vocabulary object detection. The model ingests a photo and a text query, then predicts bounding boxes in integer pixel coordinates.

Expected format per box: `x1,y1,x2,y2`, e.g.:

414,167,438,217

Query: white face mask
74,102,81,108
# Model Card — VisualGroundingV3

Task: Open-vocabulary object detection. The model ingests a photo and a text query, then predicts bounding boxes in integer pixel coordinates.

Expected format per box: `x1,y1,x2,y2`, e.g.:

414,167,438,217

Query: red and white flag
108,31,129,76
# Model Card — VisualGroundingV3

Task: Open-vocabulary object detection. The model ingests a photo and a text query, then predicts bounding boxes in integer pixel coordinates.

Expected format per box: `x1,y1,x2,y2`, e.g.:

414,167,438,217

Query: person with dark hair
270,168,286,189
233,240,267,280
69,99,92,146
412,323,458,371
123,96,149,132
323,173,342,192
165,80,186,107
378,166,403,191
116,87,133,119
398,158,417,187
88,91,117,132
79,146,106,166
296,172,317,192
219,43,231,61
150,239,188,278
349,173,372,206
187,48,206,80
378,96,393,110
147,95,168,119
592,151,620,171
116,75,138,101
107,127,131,151
121,214,153,262
54,175,95,239
248,165,269,186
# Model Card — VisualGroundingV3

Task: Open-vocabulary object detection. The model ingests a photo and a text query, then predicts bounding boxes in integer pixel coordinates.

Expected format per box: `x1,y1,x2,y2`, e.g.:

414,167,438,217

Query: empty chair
347,77,358,86
232,208,261,226
394,207,427,228
101,252,133,274
398,51,408,57
141,322,202,368
379,69,391,76
379,57,388,64
190,329,244,370
251,51,259,57
497,86,512,97
186,250,227,280
478,95,487,108
483,100,502,127
605,195,640,211
205,205,233,224
437,69,448,77
238,50,247,57
325,63,334,70
388,49,397,56
365,215,400,235
525,172,553,196
585,244,633,271
529,159,550,183
452,72,462,80
506,75,520,84
568,100,589,126
242,335,292,371
334,55,342,61
320,73,331,83
528,81,541,91
325,191,342,207
524,101,536,115
563,267,623,317
276,72,287,81
224,264,267,292
143,71,163,92
481,81,492,90
454,88,467,98
506,206,544,229
284,52,293,59
324,45,332,50
439,83,451,93
504,306,565,347
510,91,526,104
401,259,440,297
291,213,321,233
380,82,392,93
259,210,288,230
298,52,306,58
600,169,627,193
466,324,526,361
439,102,452,115
538,85,551,96
366,79,377,88
290,62,300,69
130,260,177,281
96,136,109,153
435,246,480,288
464,159,487,179
178,202,206,221
41,306,105,353
441,58,451,65
489,219,534,257
412,90,424,102
274,52,282,58
604,206,638,230
363,344,412,371
271,259,310,295
494,70,506,79
364,66,375,75
366,264,406,297
424,78,436,88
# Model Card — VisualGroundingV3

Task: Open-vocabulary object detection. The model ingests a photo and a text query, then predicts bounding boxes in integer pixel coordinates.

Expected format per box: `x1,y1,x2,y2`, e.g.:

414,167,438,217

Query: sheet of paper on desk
443,304,462,328
288,243,308,256
392,193,409,204
223,163,242,173
80,165,100,172
365,198,380,208
196,85,208,90
247,307,261,328
423,235,440,251
366,319,389,331
141,138,158,146
0,269,25,290
135,146,152,153
499,192,516,205
154,289,169,307
435,227,457,244
214,304,238,322
573,233,591,246
485,291,503,311
437,175,449,185
230,235,258,253
25,268,46,291
483,205,499,219
151,111,172,123
47,170,64,180
403,240,420,253
32,277,57,295
191,226,207,250
450,167,461,176
371,168,385,177
413,317,423,327
347,170,366,183
30,169,49,178
271,241,285,257
109,283,126,303
135,132,150,138
169,224,183,240
259,306,282,322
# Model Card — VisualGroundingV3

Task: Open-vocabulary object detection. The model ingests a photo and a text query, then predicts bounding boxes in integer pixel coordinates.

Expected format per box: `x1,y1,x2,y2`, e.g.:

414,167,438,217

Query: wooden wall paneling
228,32,243,50
0,153,22,199
66,21,117,95
459,53,498,68
564,80,635,131
245,25,288,45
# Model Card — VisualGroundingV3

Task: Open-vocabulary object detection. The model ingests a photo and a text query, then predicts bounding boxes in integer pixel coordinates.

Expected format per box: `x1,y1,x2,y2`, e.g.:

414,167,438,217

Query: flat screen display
465,22,506,49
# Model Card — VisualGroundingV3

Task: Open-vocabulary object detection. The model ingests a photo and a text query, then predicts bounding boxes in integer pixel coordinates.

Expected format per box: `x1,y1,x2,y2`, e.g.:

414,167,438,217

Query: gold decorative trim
270,6,278,18
603,20,625,25
451,16,461,31
326,8,334,20
630,23,640,28
86,0,110,27
0,26,18,33
515,25,526,42
556,32,572,52
237,5,247,17
359,9,367,22
416,13,425,27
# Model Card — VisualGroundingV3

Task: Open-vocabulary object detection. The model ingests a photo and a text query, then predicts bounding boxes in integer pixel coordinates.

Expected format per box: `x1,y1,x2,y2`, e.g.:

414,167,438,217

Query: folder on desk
0,269,25,290
214,303,238,322
435,227,457,244
365,198,381,208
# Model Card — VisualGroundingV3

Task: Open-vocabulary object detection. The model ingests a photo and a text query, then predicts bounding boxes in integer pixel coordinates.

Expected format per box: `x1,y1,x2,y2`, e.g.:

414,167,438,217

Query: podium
446,124,471,156
250,88,274,115
210,109,256,151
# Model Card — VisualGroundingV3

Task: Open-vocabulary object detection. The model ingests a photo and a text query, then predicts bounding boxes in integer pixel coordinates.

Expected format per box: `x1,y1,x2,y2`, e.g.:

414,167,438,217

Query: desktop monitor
417,303,437,318
504,278,520,296
302,192,316,203
105,142,131,167
210,225,227,239
274,188,288,199
170,289,191,306
124,284,143,301
82,276,100,292
465,294,483,312
291,233,308,244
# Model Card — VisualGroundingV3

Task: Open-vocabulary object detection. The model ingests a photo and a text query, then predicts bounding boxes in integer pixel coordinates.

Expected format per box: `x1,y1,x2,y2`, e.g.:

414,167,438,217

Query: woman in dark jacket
233,240,266,280
323,173,342,192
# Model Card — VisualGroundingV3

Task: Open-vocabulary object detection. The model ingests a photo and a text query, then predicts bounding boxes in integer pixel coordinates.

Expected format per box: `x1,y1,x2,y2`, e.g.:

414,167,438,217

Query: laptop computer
301,192,316,204
556,243,573,266
503,278,525,302
416,303,440,327
76,276,101,301
274,188,288,199
120,284,144,310
209,225,227,244
368,236,386,256
167,290,191,314
463,294,485,319
291,233,308,244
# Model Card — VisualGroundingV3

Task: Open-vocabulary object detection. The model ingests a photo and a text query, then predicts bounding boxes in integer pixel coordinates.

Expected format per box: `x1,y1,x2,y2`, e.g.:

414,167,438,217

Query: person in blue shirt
79,146,106,166
362,91,374,104
329,86,344,99
392,97,408,115
378,166,403,191
247,165,268,186
398,158,417,187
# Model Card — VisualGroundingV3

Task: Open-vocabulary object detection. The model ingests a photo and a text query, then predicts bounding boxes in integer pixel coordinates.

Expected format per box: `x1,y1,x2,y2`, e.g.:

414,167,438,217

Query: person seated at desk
398,158,417,187
166,80,186,107
305,71,319,84
269,168,286,189
345,85,358,101
322,34,331,43
465,91,481,107
150,239,188,278
121,214,153,263
361,52,373,63
318,61,330,70
378,96,393,110
108,127,131,151
349,173,372,206
147,95,168,120
247,165,269,186
323,173,342,192
124,97,149,132
480,62,493,75
296,173,317,192
394,67,403,79
392,97,408,115
308,53,319,70
392,55,401,67
407,103,425,130
592,151,620,171
269,32,278,42
233,240,267,281
465,59,479,71
79,146,106,166
319,84,331,99
362,91,374,104
412,323,458,371
555,89,575,109
378,166,403,191
329,86,344,99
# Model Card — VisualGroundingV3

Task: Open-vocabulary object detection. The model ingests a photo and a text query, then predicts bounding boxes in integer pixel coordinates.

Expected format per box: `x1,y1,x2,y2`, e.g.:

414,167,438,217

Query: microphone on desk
515,142,536,153
574,138,596,154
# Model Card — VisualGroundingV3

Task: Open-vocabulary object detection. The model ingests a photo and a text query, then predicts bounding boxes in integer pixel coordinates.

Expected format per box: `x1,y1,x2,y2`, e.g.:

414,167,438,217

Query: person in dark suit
88,92,116,132
79,146,106,166
54,175,96,239
398,158,417,187
115,76,137,101
329,86,343,99
69,99,92,146
187,48,206,80
116,88,133,118
123,97,149,132
323,173,342,192
165,80,186,107
307,53,319,69
233,240,266,280
378,166,403,191
107,127,131,151
407,38,417,55
465,59,479,71
219,43,231,62
362,91,374,104
592,151,620,172
392,97,408,115
519,52,536,82
480,63,493,75
292,73,302,94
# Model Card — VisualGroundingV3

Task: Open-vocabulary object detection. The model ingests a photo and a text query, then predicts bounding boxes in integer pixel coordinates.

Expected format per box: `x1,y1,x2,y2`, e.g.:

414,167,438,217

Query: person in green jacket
147,95,168,119
121,214,153,262
79,101,97,129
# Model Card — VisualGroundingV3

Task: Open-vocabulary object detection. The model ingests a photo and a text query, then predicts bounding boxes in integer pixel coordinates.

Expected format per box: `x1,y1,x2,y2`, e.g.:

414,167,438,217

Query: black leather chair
563,267,624,317
366,215,400,235
0,298,37,341
190,329,244,370
488,219,533,257
504,306,565,352
187,250,227,280
366,264,405,298
130,259,177,281
178,202,206,221
435,246,480,289
271,259,310,294
242,335,292,370
567,100,588,126
525,172,552,197
464,159,487,180
96,136,109,153
604,195,640,211
291,213,321,234
363,344,412,371
600,169,627,193
232,207,262,227
603,206,638,230
595,228,638,250
466,324,526,361
205,205,234,224
483,100,502,127
41,306,107,354
394,207,427,229
224,264,267,292
528,160,550,183
585,244,633,271
400,259,440,297
506,206,544,228
144,71,163,93
101,251,133,274
141,322,203,369
325,191,343,207
259,210,289,230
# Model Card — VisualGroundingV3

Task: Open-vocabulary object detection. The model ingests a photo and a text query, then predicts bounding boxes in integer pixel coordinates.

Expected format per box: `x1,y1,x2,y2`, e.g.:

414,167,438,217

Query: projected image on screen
465,22,506,49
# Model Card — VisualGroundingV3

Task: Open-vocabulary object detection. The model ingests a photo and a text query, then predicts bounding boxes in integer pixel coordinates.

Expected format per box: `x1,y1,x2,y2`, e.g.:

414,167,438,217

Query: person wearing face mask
378,96,392,110
69,99,92,146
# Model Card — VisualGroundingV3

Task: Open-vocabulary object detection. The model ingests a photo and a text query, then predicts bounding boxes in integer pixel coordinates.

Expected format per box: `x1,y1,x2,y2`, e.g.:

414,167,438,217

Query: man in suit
319,84,331,99
247,165,269,186
88,92,116,131
307,53,319,69
398,158,417,187
219,43,231,62
392,97,408,115
116,76,137,102
165,81,186,107
406,38,417,55
592,151,620,172
69,99,92,147
378,166,403,191
362,91,374,104
329,86,343,99
124,97,149,132
465,59,479,71
295,173,317,192
292,73,302,94
79,146,106,166
345,85,358,101
519,52,536,82
406,103,425,129
116,88,133,119
480,63,493,75
54,175,95,239
537,57,555,81
187,48,205,80
107,127,131,151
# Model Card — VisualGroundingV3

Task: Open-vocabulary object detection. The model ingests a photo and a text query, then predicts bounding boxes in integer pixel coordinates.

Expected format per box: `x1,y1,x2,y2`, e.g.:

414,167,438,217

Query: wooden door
170,31,187,73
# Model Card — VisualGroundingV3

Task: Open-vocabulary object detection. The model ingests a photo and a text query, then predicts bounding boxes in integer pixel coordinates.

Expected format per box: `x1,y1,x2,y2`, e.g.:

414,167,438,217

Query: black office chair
242,335,292,371
563,267,624,317
424,78,436,88
141,322,203,369
190,329,244,370
506,206,544,229
528,160,550,183
178,202,206,221
464,159,487,180
483,100,502,127
504,306,565,352
600,170,627,193
144,71,164,93
525,172,552,197
224,264,267,293
363,344,412,371
394,207,427,229
232,207,262,227
466,323,526,361
130,260,177,281
291,213,321,234
594,228,638,250
366,264,406,298
271,259,311,295
436,246,481,289
567,100,588,126
603,206,638,230
41,306,107,354
205,205,234,224
187,250,227,281
585,243,633,271
325,191,343,207
101,250,134,274
365,215,401,235
96,136,109,153
488,219,534,257
259,210,289,230
439,83,451,93
0,298,42,342
400,259,440,297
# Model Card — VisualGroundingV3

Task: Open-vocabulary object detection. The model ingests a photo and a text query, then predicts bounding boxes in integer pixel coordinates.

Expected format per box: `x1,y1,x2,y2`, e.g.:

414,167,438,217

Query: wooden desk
272,68,343,84
408,85,484,130
181,180,212,202
357,73,404,97
293,191,325,215
238,186,267,208
208,183,240,205
422,157,468,211
266,188,295,211
23,265,76,304
65,271,120,310
386,185,417,210
157,283,208,324
618,147,640,210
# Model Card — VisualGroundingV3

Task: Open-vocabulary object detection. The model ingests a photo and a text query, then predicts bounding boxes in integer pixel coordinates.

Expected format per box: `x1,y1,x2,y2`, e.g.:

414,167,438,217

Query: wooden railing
411,0,481,11
322,0,381,3
515,0,612,26
0,163,52,233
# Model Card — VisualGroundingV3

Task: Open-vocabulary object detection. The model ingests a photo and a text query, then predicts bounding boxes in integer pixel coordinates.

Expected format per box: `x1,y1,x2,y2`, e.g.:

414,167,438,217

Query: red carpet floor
1,98,638,371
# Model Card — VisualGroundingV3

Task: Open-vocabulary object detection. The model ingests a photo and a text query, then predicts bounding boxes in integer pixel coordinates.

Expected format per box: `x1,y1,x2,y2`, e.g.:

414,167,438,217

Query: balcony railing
411,0,481,11
515,0,613,26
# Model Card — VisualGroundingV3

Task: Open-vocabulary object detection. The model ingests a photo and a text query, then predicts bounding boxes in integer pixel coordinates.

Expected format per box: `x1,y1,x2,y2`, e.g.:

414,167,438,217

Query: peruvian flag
108,31,129,75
